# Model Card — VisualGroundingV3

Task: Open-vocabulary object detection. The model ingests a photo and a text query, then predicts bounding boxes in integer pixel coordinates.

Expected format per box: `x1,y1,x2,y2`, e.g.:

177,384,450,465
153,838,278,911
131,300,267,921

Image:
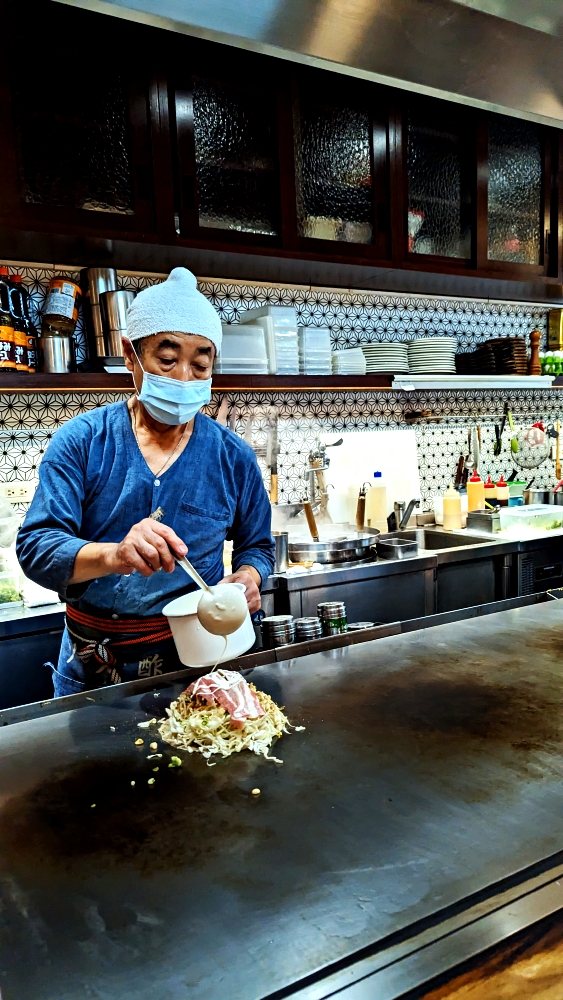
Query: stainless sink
380,528,492,551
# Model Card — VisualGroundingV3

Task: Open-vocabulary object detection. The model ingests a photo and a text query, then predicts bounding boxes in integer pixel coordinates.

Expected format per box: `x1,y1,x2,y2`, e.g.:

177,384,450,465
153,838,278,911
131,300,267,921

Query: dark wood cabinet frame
0,0,562,298
0,2,158,241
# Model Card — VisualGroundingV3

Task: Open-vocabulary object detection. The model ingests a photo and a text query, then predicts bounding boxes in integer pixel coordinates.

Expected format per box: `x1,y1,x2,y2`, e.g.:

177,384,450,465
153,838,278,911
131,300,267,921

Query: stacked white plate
407,337,457,373
331,348,367,374
361,342,409,373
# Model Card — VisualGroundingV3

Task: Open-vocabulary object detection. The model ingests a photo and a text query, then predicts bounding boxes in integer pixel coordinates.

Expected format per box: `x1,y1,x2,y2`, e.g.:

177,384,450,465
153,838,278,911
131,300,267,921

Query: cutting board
320,428,421,518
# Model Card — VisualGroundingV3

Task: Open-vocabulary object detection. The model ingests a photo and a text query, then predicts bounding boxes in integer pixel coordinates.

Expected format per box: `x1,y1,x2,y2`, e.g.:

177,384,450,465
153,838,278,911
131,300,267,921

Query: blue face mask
133,345,212,425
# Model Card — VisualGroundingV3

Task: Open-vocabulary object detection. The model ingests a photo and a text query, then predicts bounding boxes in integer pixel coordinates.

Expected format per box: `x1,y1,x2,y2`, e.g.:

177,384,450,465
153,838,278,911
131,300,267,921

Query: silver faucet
394,498,421,530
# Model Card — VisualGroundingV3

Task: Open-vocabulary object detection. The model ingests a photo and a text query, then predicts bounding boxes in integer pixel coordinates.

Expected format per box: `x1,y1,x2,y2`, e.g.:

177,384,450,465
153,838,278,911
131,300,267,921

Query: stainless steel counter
3,600,563,999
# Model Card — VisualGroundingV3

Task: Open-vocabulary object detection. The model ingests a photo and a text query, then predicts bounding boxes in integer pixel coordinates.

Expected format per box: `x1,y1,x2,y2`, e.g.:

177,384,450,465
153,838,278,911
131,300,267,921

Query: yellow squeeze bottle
443,482,462,531
467,470,485,511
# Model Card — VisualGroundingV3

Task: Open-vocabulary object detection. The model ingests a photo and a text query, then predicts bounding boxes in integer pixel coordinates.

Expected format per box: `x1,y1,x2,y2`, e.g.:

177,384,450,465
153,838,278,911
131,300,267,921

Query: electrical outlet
0,482,36,503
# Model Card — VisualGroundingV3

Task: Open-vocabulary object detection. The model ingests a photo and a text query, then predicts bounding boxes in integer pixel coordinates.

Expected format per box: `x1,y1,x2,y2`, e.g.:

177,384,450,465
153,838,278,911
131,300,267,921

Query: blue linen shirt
17,402,275,615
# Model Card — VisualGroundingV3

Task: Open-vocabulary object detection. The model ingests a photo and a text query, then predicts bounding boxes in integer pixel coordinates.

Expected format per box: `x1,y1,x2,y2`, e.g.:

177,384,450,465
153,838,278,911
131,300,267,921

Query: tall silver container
38,335,75,373
80,267,118,358
272,531,289,573
99,289,136,358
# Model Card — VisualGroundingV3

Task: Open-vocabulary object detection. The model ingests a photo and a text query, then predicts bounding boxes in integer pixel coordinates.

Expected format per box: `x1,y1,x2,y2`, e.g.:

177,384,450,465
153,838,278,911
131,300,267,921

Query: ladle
149,506,247,636
174,554,213,594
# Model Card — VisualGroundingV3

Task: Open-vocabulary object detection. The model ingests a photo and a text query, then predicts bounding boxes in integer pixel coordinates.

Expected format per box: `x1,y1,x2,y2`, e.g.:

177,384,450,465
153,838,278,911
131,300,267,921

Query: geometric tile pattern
0,258,559,516
0,260,550,364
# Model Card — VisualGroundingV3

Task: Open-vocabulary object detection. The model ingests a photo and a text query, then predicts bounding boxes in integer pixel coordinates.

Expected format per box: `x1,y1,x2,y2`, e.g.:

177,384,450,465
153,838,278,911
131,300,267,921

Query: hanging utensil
556,420,562,482
356,483,371,531
215,395,229,427
454,454,465,485
471,426,480,475
494,425,502,457
302,499,320,542
266,405,280,504
507,409,518,454
228,404,237,433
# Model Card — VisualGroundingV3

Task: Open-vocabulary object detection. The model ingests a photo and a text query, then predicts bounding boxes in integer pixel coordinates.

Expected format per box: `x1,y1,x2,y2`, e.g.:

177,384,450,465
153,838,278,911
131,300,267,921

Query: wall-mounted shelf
0,373,559,393
0,373,394,393
392,375,556,390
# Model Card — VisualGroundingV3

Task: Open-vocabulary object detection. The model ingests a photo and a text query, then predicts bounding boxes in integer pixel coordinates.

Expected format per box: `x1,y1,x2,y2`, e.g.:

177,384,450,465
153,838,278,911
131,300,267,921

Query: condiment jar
42,278,81,335
466,470,485,512
496,475,510,507
443,483,462,531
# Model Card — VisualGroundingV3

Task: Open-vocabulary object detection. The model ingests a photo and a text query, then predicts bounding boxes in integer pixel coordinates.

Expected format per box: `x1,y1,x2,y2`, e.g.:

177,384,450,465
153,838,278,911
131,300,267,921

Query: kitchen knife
266,406,280,504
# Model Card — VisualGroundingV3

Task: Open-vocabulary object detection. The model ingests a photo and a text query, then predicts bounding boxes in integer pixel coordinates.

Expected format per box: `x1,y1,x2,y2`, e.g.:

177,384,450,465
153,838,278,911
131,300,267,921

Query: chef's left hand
220,565,261,614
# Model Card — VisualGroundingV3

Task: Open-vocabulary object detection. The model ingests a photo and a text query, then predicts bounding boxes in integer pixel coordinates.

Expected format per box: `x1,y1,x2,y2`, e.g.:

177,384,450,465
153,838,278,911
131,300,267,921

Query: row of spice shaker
260,604,377,649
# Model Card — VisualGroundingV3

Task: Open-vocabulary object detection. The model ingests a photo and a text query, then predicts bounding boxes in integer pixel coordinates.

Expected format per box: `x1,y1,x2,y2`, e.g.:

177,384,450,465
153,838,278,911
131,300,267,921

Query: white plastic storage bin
238,305,299,374
216,323,268,374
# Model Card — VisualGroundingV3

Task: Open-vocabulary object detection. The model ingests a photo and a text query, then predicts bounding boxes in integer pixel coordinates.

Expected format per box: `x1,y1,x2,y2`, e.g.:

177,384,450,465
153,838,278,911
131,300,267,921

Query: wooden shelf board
0,373,559,392
0,373,395,392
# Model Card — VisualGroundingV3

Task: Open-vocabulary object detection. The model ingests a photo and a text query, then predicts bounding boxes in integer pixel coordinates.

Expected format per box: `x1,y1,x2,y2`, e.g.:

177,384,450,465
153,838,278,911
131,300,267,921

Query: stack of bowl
294,617,323,642
260,615,295,648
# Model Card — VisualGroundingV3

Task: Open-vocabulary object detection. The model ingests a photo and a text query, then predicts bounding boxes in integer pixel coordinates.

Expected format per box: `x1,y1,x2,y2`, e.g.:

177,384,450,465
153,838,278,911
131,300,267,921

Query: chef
17,268,275,696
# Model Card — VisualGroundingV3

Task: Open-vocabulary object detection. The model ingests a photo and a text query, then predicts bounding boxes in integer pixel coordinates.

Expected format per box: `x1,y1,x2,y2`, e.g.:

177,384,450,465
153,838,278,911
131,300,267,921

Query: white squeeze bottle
443,482,462,531
366,472,387,532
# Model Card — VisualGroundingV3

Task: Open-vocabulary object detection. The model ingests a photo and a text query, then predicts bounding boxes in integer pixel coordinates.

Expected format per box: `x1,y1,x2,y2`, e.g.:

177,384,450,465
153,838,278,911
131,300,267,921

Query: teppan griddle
3,601,563,1000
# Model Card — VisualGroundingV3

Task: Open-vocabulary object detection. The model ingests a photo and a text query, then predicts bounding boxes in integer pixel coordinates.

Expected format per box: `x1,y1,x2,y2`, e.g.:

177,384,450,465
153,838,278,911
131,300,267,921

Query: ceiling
55,0,563,126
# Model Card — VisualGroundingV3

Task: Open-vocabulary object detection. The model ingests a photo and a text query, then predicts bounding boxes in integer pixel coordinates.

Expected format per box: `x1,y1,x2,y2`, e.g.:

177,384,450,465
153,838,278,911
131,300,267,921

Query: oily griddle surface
2,602,563,999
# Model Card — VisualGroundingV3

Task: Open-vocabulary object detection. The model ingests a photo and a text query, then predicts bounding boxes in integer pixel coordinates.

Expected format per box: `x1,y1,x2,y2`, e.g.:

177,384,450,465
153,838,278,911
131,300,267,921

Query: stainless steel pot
550,491,563,505
37,335,74,373
524,489,550,505
288,530,379,565
80,267,118,358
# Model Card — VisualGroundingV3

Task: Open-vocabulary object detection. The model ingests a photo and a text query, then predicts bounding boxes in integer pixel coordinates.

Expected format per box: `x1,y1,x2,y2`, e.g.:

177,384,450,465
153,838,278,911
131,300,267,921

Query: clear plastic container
216,323,268,374
0,570,23,608
238,306,299,374
500,504,563,535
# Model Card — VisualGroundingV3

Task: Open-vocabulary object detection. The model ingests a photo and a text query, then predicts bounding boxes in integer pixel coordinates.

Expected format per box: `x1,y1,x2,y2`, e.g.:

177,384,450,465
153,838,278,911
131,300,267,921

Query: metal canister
272,531,289,573
317,601,348,635
260,615,295,649
294,617,323,641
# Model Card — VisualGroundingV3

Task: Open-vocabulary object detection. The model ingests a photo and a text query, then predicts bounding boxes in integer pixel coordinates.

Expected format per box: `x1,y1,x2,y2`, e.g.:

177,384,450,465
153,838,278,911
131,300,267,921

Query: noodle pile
159,677,304,764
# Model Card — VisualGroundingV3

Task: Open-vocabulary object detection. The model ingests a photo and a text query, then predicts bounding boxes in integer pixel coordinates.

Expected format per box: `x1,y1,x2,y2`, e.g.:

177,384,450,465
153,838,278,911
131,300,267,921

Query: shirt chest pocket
176,499,233,568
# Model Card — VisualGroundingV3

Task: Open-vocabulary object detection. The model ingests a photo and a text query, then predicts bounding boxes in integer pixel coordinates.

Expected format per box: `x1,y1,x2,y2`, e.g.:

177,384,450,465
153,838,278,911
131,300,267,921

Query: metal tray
376,537,419,559
288,529,379,564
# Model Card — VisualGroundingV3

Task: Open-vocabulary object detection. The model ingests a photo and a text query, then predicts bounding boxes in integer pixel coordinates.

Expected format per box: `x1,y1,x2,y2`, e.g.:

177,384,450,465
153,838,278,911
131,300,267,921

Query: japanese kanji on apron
65,604,175,686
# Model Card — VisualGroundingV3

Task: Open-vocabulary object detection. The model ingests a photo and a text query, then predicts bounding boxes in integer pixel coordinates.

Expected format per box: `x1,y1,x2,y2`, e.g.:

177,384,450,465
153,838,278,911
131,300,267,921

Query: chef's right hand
107,519,188,577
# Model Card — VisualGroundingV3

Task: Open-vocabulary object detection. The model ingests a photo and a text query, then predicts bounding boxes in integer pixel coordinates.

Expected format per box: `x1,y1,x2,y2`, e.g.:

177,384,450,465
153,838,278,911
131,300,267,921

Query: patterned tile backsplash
0,259,561,516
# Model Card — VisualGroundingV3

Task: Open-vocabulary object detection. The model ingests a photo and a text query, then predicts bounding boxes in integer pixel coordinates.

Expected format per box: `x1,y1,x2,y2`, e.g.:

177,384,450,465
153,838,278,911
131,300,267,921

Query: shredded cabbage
159,683,304,764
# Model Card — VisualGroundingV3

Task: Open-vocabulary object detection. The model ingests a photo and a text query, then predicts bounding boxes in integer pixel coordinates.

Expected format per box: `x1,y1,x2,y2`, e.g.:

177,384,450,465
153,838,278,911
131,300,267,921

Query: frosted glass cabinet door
13,73,133,216
192,77,279,236
2,2,155,234
294,91,375,245
406,105,472,259
488,116,543,265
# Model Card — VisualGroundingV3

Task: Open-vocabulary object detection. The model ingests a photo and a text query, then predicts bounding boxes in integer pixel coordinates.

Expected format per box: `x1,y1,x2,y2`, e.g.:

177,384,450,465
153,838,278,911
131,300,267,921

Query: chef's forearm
236,564,262,587
69,542,117,584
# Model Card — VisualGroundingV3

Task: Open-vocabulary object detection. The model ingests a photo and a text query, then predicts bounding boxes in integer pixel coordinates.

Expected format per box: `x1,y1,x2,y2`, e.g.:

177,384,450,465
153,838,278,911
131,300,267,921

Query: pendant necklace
132,402,188,487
